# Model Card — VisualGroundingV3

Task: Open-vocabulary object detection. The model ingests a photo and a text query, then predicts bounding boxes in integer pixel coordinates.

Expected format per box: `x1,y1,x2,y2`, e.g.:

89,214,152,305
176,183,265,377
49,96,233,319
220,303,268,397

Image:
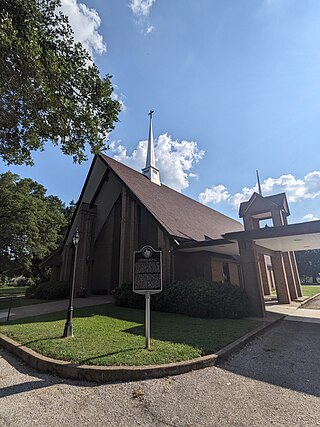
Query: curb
0,334,217,382
0,315,283,383
299,292,320,308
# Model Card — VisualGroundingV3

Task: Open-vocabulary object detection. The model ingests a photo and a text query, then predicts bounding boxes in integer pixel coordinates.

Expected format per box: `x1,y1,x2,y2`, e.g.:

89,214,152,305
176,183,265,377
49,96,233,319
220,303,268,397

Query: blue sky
2,0,320,224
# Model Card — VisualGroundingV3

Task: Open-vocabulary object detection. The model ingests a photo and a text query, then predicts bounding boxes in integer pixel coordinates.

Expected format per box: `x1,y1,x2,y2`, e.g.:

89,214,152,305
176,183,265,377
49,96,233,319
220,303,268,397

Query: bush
115,283,145,309
115,280,249,319
26,281,70,300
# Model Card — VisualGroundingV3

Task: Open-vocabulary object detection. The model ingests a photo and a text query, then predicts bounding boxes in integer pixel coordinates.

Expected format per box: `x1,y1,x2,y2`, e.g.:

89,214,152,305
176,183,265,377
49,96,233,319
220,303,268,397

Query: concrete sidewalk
266,295,320,324
0,295,114,321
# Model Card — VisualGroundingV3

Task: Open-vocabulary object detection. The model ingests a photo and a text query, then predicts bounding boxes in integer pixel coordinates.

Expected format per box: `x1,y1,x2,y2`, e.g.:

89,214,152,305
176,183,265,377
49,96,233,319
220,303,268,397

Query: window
223,262,230,282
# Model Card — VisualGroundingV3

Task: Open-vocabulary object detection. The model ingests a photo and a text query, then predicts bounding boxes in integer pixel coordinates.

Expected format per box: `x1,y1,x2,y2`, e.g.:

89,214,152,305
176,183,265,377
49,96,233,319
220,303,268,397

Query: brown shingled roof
100,154,243,241
239,192,289,217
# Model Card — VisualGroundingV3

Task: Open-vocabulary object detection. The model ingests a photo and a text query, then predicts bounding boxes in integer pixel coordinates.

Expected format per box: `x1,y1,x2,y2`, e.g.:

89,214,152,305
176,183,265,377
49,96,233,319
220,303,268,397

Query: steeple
256,170,262,196
142,110,161,185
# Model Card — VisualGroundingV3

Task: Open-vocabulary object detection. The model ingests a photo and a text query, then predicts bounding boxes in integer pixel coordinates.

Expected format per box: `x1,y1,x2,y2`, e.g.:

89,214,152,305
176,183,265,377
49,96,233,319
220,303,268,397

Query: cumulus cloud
199,171,320,209
302,213,320,221
60,0,106,56
111,86,127,111
110,133,204,192
199,185,230,205
129,0,156,35
129,0,156,17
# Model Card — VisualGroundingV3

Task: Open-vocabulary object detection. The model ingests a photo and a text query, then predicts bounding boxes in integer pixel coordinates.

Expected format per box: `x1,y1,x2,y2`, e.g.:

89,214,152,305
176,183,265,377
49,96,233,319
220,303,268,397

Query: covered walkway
224,220,320,317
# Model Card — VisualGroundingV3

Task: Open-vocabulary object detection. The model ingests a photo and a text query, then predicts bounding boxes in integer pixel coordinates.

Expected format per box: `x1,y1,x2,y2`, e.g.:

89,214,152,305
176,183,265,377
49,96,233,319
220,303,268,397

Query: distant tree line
0,171,75,284
296,250,320,284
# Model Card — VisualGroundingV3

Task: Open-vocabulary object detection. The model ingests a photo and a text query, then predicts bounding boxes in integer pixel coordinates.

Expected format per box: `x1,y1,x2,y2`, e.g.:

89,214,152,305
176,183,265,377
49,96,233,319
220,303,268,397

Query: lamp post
63,228,80,338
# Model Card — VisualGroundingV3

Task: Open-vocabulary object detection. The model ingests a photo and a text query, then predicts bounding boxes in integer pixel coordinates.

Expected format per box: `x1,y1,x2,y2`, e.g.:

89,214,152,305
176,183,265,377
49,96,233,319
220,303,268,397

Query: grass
301,285,320,297
0,286,28,297
0,286,47,310
0,303,260,366
271,285,320,298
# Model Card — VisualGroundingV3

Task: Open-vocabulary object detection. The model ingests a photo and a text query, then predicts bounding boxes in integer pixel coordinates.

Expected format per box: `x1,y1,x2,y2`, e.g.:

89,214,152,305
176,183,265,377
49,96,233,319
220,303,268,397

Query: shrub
115,283,144,309
115,280,249,319
26,281,70,300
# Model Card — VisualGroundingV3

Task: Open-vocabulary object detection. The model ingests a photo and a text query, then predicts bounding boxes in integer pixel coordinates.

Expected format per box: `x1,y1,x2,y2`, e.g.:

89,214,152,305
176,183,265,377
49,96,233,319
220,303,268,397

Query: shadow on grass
1,304,259,356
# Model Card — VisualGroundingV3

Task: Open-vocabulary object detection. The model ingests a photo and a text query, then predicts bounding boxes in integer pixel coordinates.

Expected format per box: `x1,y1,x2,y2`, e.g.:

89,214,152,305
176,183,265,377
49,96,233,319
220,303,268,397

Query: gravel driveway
1,320,319,427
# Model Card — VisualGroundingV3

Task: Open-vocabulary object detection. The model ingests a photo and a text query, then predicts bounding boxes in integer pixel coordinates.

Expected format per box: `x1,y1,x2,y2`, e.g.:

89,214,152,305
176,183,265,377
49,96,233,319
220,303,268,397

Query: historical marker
133,246,162,350
133,246,162,294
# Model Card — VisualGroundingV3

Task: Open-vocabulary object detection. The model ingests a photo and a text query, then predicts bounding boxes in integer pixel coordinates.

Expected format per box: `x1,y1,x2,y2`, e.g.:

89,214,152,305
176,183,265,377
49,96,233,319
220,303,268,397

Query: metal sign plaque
133,246,162,294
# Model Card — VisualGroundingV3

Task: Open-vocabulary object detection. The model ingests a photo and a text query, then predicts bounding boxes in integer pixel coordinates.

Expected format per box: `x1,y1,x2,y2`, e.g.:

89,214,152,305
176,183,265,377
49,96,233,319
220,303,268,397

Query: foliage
25,281,69,300
115,280,249,319
115,283,145,309
0,172,70,278
0,0,121,165
0,303,260,366
296,250,320,283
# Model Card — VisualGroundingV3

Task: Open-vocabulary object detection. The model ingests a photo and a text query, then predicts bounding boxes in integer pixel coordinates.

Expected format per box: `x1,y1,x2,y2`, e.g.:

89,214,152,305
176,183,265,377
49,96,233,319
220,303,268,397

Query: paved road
1,320,319,427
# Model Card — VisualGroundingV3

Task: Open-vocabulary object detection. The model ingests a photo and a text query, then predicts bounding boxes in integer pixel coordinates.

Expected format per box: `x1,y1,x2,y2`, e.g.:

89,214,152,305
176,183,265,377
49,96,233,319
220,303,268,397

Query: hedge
26,281,70,300
115,280,249,319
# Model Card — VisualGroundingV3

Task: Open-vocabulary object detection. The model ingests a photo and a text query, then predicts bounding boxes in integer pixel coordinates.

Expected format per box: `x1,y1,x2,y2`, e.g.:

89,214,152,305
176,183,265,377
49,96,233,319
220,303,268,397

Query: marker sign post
133,246,162,350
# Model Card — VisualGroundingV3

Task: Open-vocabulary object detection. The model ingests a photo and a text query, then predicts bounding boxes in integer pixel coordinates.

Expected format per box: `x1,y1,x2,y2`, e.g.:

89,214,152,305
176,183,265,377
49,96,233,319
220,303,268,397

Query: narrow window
223,262,230,282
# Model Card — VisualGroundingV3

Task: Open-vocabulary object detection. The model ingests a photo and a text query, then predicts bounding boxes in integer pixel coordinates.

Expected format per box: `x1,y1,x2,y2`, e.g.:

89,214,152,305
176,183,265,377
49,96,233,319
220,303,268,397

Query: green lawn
0,286,47,310
301,285,320,297
0,286,28,297
0,304,260,366
271,285,320,298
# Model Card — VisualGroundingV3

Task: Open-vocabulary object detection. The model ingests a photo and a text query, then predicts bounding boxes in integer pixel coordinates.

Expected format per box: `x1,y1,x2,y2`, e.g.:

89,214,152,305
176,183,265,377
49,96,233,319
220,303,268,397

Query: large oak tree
0,0,121,165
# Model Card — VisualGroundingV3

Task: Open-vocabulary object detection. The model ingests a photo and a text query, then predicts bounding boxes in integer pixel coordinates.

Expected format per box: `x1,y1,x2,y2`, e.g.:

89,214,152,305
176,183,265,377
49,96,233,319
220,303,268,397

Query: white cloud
199,171,320,210
302,214,320,222
199,185,230,205
110,87,127,112
110,133,204,192
189,173,198,179
60,0,106,56
129,0,156,35
145,25,154,35
129,0,156,17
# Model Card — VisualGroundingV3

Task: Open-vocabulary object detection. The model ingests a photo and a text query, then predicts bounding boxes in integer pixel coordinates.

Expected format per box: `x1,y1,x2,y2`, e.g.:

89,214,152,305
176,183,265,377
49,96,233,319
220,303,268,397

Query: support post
145,292,151,350
290,252,303,298
282,252,298,300
271,252,291,304
238,239,265,317
258,254,271,295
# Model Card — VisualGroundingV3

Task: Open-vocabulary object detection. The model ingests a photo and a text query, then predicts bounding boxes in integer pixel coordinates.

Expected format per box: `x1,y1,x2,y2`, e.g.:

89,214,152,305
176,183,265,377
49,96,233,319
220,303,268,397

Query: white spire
142,110,161,185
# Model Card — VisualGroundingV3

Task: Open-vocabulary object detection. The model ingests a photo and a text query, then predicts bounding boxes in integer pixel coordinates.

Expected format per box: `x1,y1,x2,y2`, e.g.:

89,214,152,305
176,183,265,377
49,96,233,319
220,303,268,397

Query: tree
0,171,70,278
0,0,121,165
296,250,320,283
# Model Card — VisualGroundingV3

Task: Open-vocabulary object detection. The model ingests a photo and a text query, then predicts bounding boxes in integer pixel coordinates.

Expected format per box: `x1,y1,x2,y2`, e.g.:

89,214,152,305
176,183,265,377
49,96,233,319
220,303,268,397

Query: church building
44,113,320,317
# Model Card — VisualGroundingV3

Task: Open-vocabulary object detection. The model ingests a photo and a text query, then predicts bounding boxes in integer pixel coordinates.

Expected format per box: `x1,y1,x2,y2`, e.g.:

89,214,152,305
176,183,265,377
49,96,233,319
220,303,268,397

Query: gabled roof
100,154,243,241
239,192,290,218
